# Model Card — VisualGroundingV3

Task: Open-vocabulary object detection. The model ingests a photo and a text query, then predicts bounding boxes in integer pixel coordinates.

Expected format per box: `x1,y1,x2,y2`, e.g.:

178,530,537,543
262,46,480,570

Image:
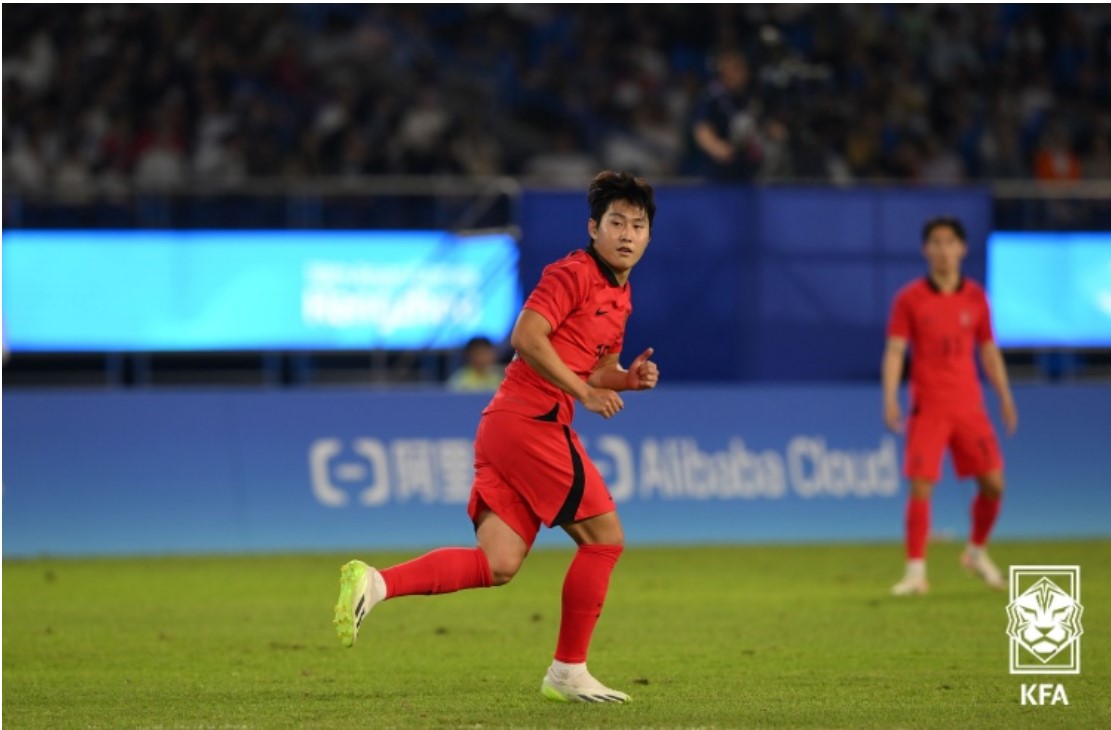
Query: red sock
554,544,623,664
970,493,1002,546
905,498,930,560
379,547,492,598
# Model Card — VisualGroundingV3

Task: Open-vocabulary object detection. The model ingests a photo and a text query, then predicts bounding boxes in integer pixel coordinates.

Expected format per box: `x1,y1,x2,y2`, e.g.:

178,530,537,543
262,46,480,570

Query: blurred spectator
54,141,94,203
690,47,772,182
601,98,682,178
451,114,504,177
1083,134,1111,180
1033,125,1082,181
523,126,599,185
447,336,505,392
394,86,454,174
919,134,966,184
4,131,49,191
134,126,187,189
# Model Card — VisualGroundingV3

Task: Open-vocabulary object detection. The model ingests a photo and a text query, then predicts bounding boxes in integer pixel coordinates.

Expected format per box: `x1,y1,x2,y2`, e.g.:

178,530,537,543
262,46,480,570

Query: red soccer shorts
904,407,1003,482
466,409,616,547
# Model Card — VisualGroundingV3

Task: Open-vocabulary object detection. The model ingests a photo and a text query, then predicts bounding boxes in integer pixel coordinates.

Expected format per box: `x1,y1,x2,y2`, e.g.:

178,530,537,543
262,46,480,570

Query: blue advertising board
1,229,521,351
987,231,1111,348
3,384,1108,557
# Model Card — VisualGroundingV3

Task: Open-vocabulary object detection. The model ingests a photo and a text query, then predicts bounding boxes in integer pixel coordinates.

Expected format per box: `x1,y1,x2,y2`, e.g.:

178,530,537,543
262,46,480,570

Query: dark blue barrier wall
4,384,1107,557
520,186,992,382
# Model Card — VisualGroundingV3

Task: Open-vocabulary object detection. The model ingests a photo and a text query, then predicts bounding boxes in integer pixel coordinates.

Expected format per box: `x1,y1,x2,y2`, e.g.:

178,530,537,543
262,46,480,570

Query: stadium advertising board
3,384,1108,556
2,229,520,351
987,231,1111,348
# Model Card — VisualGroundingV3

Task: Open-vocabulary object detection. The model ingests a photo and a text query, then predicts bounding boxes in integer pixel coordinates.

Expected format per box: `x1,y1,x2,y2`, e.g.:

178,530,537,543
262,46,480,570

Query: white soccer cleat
540,665,630,704
891,575,929,596
961,548,1006,591
333,560,386,648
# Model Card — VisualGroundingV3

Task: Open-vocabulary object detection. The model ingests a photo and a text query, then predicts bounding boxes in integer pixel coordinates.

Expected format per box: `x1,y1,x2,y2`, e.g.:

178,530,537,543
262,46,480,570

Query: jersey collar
585,244,622,287
924,274,965,294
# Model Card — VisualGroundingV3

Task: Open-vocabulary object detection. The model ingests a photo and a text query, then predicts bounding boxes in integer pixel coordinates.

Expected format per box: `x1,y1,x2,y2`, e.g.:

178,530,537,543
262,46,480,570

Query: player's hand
1001,398,1018,436
884,400,903,434
625,347,659,390
710,142,736,164
582,386,624,419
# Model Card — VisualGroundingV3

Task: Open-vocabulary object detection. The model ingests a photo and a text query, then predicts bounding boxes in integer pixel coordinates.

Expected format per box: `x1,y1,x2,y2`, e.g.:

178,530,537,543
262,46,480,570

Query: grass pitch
4,541,1108,728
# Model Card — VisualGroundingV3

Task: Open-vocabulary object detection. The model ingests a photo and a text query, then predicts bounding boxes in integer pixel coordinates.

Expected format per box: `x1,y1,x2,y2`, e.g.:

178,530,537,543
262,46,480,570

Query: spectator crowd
4,4,1109,192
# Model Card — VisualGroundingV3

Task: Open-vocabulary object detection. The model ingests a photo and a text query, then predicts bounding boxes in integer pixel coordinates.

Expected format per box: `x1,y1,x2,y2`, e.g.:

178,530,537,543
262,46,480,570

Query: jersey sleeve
523,261,584,331
976,290,995,344
886,290,912,340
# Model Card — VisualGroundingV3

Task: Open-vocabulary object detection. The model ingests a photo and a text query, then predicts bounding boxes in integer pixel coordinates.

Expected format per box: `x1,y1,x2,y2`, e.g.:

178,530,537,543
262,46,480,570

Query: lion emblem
1006,577,1084,663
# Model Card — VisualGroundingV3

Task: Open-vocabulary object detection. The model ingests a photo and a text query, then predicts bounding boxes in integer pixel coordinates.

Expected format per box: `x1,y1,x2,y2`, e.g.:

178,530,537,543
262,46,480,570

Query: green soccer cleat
540,666,630,704
333,560,384,648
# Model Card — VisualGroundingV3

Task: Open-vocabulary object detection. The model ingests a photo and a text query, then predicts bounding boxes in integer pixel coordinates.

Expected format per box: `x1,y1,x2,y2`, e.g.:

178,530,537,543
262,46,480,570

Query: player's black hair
921,216,967,245
588,171,656,228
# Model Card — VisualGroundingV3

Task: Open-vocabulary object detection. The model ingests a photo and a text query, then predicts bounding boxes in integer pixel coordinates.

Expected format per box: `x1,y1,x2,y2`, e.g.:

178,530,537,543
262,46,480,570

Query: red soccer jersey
887,277,995,412
484,247,631,426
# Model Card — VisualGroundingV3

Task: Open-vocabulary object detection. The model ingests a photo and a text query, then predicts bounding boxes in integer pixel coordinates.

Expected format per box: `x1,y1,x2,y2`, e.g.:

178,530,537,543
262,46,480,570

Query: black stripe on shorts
551,425,586,526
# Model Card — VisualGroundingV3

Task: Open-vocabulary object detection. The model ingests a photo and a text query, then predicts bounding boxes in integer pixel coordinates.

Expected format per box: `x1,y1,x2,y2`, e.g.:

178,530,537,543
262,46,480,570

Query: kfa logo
1021,683,1069,706
1006,565,1083,675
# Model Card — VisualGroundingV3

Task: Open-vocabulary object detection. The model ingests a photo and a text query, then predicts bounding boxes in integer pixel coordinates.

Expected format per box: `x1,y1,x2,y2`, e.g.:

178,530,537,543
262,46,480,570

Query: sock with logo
970,493,1002,547
905,497,930,560
379,547,492,598
554,544,624,663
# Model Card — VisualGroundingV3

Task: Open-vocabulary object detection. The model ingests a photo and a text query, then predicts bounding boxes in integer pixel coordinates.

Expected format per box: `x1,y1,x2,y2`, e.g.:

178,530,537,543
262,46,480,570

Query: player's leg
542,510,628,703
893,410,948,596
952,411,1006,589
332,508,529,648
553,509,625,669
332,542,497,650
473,414,629,702
892,479,933,595
333,432,540,648
540,434,629,704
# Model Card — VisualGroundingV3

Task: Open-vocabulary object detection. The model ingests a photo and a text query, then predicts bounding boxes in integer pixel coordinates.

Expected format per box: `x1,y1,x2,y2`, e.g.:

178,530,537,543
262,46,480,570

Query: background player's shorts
466,409,616,547
904,407,1003,482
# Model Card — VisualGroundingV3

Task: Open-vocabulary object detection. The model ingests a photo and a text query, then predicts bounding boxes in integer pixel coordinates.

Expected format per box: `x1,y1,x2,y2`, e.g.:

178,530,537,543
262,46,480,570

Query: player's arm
588,348,659,392
882,336,908,433
510,309,625,419
979,340,1018,435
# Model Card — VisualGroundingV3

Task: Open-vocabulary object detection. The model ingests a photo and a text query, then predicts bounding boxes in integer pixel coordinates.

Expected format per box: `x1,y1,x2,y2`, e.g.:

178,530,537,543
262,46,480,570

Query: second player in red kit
883,216,1018,596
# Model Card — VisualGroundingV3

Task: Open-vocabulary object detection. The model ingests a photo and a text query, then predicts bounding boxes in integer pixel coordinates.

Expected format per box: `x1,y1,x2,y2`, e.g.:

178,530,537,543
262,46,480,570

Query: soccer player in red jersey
883,216,1019,596
334,171,660,703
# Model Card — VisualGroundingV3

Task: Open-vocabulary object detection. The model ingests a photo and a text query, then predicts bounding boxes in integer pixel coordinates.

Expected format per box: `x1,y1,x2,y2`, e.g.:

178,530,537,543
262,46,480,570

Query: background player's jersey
887,277,995,413
484,247,631,426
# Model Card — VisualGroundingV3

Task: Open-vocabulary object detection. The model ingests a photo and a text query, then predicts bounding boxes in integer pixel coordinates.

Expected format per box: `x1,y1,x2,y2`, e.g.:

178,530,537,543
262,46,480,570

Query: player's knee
979,473,1005,498
909,480,934,500
486,553,524,586
601,531,625,548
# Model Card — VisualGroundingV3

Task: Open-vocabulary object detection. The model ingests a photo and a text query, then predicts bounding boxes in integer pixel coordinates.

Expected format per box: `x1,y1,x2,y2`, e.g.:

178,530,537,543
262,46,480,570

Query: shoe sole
891,581,928,596
540,678,629,704
961,556,1006,591
333,560,369,648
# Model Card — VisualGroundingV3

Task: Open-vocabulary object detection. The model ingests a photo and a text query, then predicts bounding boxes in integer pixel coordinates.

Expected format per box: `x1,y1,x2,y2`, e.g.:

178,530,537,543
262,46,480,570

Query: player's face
588,200,651,281
922,225,967,276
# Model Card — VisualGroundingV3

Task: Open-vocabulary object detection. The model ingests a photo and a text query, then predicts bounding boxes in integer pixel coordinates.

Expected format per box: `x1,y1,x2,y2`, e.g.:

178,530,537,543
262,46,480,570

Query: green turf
4,541,1108,728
